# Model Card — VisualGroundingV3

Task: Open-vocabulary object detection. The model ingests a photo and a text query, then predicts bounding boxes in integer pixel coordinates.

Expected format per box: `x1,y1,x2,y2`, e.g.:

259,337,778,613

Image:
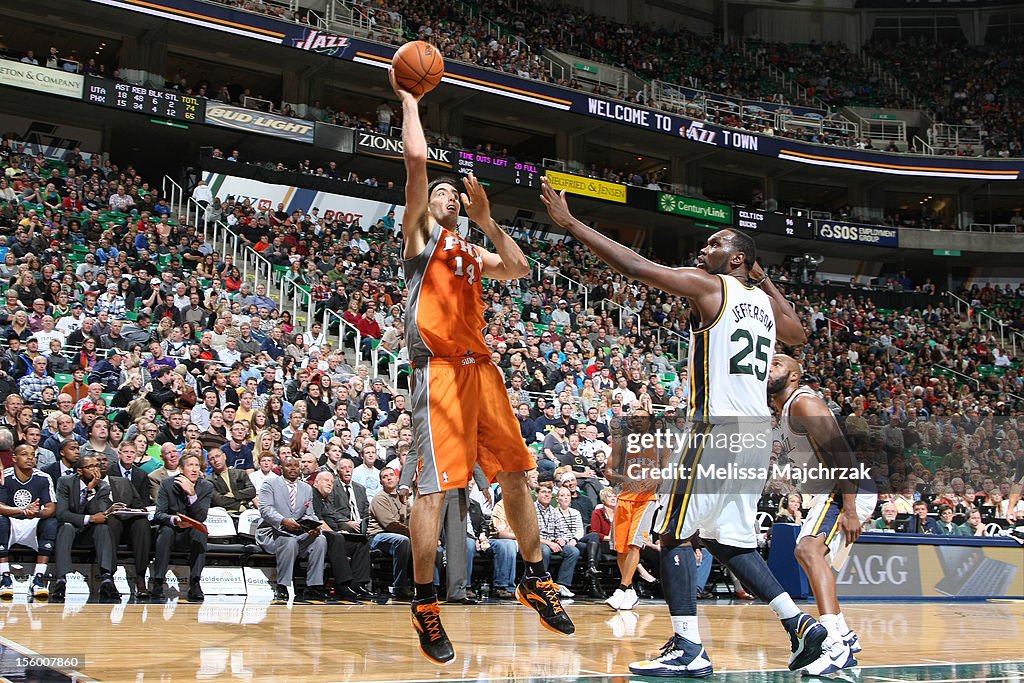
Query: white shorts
797,489,878,570
8,518,41,552
656,421,771,549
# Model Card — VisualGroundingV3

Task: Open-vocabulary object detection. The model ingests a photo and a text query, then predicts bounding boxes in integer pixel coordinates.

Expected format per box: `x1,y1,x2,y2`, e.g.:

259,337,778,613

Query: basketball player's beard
697,258,730,276
766,375,789,397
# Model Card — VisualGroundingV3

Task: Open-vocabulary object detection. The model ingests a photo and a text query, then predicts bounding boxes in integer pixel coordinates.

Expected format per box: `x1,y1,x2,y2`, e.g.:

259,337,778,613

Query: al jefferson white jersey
687,274,777,421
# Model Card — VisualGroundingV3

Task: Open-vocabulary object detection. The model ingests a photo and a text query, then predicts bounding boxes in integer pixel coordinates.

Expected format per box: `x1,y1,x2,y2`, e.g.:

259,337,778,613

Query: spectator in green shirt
935,504,967,535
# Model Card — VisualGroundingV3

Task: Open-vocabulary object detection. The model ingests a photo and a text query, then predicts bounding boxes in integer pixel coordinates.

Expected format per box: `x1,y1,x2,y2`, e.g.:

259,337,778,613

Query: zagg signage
836,544,920,596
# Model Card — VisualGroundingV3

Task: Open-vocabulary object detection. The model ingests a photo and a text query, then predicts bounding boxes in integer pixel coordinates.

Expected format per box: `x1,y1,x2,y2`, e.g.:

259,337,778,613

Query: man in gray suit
257,454,328,604
99,445,152,600
50,454,123,602
151,453,213,602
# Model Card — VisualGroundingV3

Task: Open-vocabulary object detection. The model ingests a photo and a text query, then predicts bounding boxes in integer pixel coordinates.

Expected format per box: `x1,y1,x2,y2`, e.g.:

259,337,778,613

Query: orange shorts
410,356,534,494
612,496,658,555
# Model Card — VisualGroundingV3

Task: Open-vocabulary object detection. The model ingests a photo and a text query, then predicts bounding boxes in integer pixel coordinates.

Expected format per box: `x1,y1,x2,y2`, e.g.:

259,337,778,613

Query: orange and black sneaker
516,574,575,635
411,597,455,664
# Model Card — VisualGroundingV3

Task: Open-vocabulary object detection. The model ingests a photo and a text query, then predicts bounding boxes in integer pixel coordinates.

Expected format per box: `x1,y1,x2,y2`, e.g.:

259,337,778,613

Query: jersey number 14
729,329,770,381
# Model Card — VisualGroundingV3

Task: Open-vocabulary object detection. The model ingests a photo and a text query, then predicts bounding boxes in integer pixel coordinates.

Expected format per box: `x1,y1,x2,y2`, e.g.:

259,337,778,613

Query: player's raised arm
461,173,530,280
391,70,431,259
749,261,807,346
789,393,863,545
540,177,719,302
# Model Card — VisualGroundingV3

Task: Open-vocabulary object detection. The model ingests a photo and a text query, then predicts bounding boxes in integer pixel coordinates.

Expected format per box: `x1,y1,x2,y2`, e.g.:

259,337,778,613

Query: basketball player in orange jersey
604,408,663,611
391,71,575,666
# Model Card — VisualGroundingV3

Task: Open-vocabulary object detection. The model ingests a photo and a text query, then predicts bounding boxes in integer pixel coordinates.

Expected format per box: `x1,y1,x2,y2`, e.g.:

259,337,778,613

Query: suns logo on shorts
12,489,32,508
442,472,449,484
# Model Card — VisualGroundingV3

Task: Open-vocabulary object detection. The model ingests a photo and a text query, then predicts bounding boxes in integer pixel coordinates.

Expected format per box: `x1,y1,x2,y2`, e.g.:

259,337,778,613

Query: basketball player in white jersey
541,179,832,676
769,354,877,674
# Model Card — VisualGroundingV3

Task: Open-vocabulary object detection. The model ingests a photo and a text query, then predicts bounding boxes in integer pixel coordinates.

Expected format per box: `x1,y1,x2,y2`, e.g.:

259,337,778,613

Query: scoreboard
734,209,814,239
84,77,205,122
455,150,540,188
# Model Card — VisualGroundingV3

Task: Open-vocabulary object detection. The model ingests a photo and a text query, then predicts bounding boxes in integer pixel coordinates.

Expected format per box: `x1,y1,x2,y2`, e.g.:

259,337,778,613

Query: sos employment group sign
815,220,900,248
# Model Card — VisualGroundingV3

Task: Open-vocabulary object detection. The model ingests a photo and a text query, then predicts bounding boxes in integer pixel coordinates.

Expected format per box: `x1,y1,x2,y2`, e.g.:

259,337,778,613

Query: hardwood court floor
0,598,1021,682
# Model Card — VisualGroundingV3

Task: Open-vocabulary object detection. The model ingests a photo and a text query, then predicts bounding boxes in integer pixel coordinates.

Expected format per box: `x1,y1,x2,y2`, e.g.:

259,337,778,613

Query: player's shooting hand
841,509,862,545
460,173,492,228
539,177,574,229
388,69,421,102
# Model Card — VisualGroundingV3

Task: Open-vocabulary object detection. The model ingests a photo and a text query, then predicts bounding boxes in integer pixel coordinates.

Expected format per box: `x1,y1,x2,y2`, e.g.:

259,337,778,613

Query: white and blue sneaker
800,637,857,676
0,572,13,600
785,613,829,671
30,574,48,600
841,629,862,654
629,635,714,678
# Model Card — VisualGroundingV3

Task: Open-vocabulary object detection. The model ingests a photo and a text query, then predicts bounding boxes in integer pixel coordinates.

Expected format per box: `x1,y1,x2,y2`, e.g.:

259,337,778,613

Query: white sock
0,562,9,574
34,564,47,577
671,615,701,644
837,612,851,635
819,613,841,641
769,593,801,621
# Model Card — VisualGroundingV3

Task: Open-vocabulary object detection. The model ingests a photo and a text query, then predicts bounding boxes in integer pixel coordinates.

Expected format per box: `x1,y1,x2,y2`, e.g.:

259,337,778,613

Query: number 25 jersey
405,224,489,360
688,274,777,421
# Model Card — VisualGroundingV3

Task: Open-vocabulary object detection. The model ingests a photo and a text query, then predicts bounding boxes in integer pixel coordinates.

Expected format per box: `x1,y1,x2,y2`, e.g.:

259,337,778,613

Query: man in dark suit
206,448,257,513
109,439,152,506
151,452,212,602
311,470,372,600
100,443,153,599
50,454,123,602
256,454,328,604
333,457,369,531
42,439,81,487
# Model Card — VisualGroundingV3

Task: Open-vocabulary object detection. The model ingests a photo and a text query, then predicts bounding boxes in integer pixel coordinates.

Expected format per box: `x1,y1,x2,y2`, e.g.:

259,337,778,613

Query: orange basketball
391,41,445,97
